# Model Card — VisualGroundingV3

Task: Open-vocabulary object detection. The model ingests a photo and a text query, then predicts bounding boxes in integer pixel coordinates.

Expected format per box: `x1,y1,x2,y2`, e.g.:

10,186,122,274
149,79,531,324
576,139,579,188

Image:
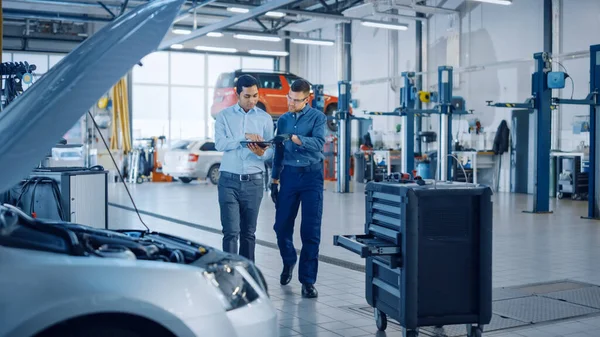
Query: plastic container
416,162,430,179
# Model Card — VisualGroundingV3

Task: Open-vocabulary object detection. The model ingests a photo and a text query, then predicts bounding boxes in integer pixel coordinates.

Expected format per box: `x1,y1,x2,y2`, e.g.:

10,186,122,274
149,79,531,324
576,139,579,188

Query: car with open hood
0,1,278,337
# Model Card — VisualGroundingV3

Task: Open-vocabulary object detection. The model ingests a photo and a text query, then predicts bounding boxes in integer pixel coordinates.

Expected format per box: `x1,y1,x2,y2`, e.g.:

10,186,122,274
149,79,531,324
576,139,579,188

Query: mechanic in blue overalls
270,78,327,299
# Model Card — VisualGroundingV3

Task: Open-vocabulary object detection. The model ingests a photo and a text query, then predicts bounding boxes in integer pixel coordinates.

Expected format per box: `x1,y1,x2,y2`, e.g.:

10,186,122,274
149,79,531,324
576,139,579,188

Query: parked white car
162,138,222,184
0,1,278,337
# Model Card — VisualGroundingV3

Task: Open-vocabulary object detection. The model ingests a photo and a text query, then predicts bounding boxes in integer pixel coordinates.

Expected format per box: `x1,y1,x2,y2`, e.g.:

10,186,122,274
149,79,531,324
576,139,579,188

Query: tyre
325,105,338,132
37,321,145,337
374,309,387,331
208,164,220,185
179,177,193,184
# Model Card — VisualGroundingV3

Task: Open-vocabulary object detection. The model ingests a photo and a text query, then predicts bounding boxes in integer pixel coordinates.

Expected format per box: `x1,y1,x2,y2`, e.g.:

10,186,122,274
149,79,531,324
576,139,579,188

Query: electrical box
548,72,566,89
451,96,466,112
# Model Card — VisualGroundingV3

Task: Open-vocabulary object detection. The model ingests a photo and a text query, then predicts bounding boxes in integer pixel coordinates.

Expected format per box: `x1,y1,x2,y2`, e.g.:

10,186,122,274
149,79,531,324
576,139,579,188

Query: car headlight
202,263,260,311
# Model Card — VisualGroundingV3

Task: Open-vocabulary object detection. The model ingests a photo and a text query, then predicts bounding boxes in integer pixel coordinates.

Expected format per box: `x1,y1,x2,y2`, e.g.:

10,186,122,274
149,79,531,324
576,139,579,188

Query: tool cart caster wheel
467,326,483,337
557,192,564,199
136,176,143,184
405,330,418,337
374,309,387,331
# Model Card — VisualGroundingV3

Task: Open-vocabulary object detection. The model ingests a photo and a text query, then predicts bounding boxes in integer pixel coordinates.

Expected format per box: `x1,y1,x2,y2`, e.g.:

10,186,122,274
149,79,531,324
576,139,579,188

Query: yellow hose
109,77,132,153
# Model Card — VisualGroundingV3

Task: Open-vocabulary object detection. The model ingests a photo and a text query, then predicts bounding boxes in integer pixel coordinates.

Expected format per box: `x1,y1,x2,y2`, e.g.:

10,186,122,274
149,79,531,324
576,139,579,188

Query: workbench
452,151,496,185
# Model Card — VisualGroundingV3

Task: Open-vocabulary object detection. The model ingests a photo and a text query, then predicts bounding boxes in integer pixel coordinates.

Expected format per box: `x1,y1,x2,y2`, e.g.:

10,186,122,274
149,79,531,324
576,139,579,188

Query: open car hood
0,0,184,194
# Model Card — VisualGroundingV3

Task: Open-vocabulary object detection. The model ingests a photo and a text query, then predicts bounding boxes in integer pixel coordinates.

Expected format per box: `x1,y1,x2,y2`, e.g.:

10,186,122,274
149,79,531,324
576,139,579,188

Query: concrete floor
108,180,600,337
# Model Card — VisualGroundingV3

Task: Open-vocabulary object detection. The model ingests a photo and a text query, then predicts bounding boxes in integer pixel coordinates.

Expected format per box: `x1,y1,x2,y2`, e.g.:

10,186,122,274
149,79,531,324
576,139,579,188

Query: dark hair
291,78,311,95
235,74,259,94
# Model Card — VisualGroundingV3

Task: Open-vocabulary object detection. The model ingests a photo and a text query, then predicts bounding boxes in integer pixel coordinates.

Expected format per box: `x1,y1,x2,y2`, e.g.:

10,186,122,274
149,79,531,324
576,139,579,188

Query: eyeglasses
287,94,309,103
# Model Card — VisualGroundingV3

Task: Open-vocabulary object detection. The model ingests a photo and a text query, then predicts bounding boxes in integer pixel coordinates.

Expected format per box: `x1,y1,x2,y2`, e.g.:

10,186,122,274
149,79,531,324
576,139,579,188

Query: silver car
162,138,222,184
0,1,278,336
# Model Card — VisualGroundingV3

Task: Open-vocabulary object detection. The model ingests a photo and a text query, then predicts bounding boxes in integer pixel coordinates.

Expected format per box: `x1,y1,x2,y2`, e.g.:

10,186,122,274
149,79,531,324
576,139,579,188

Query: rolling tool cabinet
556,155,588,200
333,181,493,337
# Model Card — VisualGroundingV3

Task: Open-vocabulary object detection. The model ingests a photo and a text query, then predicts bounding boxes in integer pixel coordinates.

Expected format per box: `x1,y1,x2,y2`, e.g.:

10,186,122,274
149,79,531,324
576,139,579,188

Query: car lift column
401,72,415,174
530,52,553,213
438,66,453,181
589,45,600,219
337,81,352,193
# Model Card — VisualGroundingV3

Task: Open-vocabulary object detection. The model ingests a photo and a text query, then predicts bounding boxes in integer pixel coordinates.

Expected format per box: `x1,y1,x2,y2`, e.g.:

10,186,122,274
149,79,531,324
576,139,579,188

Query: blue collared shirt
214,103,274,175
271,104,327,180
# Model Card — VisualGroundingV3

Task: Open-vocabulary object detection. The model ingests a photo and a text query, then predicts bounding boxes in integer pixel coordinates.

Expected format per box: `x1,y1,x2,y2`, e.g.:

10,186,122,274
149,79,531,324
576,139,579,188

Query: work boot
280,264,295,285
302,284,318,298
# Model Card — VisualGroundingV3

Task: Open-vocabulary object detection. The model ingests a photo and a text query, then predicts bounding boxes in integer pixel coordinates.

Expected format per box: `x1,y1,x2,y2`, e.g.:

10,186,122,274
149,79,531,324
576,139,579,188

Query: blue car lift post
336,81,352,193
486,51,553,214
365,66,467,181
550,44,600,220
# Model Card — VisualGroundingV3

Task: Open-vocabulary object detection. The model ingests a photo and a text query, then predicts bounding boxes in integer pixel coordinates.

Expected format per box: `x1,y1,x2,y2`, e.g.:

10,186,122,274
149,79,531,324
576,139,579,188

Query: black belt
285,161,322,173
220,171,263,181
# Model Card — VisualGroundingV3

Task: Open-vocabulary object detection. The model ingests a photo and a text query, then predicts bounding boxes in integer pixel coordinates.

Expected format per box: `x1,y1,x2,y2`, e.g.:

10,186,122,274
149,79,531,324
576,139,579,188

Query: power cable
88,110,150,232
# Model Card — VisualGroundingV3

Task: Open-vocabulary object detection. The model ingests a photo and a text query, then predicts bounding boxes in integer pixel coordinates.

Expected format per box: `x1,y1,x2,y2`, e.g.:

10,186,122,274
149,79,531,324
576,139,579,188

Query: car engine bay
0,203,268,308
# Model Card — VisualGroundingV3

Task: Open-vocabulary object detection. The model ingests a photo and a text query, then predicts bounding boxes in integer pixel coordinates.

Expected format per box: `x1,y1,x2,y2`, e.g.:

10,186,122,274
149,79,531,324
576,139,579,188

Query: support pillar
336,22,352,193
284,31,290,72
589,45,600,219
526,0,553,213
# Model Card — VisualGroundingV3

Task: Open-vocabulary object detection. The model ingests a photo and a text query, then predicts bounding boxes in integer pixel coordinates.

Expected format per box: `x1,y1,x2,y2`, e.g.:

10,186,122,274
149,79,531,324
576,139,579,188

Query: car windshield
170,140,193,150
215,72,235,88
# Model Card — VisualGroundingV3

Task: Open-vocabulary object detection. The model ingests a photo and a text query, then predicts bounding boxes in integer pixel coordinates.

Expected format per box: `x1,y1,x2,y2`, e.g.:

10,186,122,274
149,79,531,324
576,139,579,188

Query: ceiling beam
159,0,297,49
2,9,112,22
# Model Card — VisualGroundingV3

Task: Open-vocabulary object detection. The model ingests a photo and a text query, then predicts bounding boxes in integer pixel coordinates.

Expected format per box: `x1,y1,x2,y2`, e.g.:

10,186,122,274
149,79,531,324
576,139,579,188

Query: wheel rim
211,167,220,182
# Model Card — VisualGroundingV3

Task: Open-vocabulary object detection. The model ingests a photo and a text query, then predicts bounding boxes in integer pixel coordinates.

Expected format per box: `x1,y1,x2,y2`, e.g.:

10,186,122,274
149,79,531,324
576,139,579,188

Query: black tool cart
556,155,588,200
334,180,493,337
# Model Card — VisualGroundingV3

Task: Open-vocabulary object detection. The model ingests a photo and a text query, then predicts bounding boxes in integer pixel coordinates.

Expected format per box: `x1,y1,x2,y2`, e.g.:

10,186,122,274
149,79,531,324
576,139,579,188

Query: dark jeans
273,162,324,285
218,172,264,262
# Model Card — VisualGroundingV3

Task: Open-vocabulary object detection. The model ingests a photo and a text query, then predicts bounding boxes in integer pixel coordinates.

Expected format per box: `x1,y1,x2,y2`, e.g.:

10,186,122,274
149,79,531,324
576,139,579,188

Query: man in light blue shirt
214,74,274,262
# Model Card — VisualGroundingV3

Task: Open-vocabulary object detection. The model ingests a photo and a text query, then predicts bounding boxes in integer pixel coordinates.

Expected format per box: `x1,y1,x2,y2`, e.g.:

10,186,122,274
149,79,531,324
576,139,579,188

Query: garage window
258,74,282,90
200,142,216,151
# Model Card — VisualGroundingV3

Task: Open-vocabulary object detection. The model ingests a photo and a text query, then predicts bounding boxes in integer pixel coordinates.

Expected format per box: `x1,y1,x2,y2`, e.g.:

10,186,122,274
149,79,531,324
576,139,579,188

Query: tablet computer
240,141,271,149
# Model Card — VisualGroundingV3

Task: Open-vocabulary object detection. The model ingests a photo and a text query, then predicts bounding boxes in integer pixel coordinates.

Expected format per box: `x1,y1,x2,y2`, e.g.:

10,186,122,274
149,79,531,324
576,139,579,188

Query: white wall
426,0,543,192
290,4,417,134
560,0,600,151
289,0,600,193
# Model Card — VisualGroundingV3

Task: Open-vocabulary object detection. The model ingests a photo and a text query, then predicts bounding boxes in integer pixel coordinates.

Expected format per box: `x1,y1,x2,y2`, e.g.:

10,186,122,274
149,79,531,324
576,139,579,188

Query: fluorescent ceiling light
227,7,249,13
248,50,289,57
361,20,408,31
170,44,184,49
265,11,286,18
234,34,281,42
471,0,512,4
291,38,335,46
207,32,224,37
195,46,237,53
172,29,191,35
